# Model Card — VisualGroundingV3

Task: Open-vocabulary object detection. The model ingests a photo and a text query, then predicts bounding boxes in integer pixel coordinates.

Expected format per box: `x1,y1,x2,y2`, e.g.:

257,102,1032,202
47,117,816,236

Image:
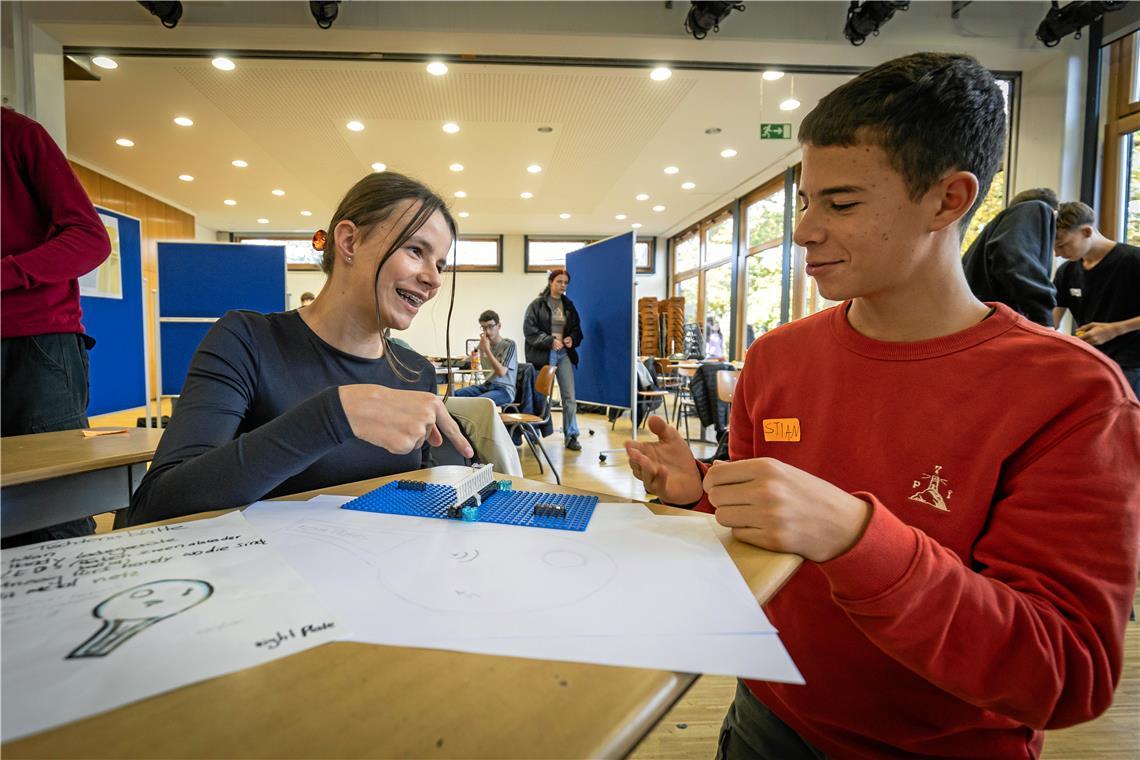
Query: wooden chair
499,364,561,485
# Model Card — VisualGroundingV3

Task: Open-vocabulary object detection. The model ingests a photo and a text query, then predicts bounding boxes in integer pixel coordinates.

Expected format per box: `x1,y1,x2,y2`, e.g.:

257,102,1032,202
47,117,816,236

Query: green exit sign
760,123,792,140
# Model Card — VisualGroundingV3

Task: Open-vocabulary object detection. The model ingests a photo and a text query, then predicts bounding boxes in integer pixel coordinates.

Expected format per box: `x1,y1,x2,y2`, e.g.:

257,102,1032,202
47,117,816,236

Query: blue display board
157,242,285,394
80,208,147,416
565,232,635,411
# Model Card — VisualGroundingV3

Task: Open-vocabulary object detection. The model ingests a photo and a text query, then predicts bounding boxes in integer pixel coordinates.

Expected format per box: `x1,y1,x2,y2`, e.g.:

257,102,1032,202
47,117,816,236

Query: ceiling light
257,218,269,224
664,166,679,174
538,126,554,133
223,199,237,206
650,67,672,81
520,192,534,199
115,137,134,147
92,56,118,70
346,120,364,132
139,1,183,29
173,116,193,126
212,57,236,71
636,193,650,201
231,159,248,168
779,97,801,111
310,0,340,29
615,214,627,220
458,211,470,218
844,0,910,46
527,164,542,173
178,174,194,182
454,190,467,198
442,122,460,133
427,61,449,76
652,205,666,212
559,213,571,220
371,162,387,172
631,223,643,229
272,189,285,196
720,148,738,158
300,210,313,216
681,182,696,190
762,70,784,81
449,163,464,172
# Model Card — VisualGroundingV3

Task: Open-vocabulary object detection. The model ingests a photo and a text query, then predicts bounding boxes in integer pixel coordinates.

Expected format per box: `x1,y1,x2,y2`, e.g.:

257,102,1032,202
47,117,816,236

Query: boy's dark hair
479,310,499,324
799,52,1006,231
1056,201,1096,232
1010,188,1059,210
300,291,316,302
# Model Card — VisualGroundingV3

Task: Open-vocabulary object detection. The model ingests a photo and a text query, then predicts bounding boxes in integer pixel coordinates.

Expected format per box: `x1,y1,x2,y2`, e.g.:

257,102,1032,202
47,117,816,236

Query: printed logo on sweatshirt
908,465,952,512
1069,288,1082,298
762,418,800,442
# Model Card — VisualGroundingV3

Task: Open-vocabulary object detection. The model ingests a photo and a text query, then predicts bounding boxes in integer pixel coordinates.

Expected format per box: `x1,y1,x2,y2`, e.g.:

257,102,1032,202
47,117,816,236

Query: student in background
1,107,112,547
299,291,316,307
453,310,517,407
961,187,1058,326
523,269,584,451
1053,200,1140,397
626,53,1139,759
127,172,472,526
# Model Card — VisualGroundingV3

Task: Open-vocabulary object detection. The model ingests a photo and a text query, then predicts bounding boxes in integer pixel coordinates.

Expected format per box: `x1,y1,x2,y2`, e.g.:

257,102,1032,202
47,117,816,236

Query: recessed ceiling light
615,214,627,220
720,148,738,158
652,205,666,212
527,164,542,174
681,181,696,190
458,211,470,218
178,174,194,182
779,97,801,111
442,122,460,133
664,166,679,175
231,159,248,168
449,163,464,172
650,67,672,81
371,162,387,172
223,199,237,206
115,137,134,147
762,70,785,81
454,190,467,198
92,56,118,70
300,210,312,216
559,213,571,220
520,192,533,199
257,218,269,224
426,61,449,76
272,189,285,197
346,120,365,131
173,116,194,127
212,57,236,71
635,193,649,201
537,126,554,133
705,127,722,135
631,223,643,229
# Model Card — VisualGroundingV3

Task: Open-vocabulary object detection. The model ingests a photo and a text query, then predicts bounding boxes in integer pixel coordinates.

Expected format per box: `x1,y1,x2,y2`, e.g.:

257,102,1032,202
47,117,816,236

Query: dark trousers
1122,367,1140,401
716,681,829,760
1,333,97,547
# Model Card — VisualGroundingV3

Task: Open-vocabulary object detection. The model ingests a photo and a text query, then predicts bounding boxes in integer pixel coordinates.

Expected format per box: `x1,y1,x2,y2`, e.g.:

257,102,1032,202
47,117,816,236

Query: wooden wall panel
69,161,196,404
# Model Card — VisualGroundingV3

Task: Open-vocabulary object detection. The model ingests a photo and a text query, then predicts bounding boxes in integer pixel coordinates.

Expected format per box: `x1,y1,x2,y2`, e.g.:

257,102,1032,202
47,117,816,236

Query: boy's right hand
624,415,704,506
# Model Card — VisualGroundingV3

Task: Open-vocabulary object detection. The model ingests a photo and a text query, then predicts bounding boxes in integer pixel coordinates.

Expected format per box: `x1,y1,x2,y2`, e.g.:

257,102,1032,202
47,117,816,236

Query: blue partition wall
157,242,285,395
81,208,147,416
565,232,635,412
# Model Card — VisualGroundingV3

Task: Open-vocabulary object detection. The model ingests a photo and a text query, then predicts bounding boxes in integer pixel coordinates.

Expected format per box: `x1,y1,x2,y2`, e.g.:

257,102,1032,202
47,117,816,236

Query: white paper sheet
1,512,344,742
243,498,800,682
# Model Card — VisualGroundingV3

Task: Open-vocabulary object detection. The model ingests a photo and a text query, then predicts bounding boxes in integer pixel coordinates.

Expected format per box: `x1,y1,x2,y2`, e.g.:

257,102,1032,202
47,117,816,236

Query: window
447,236,503,272
703,263,731,358
238,236,321,269
1101,32,1140,238
674,232,700,274
675,276,699,324
1126,131,1140,245
740,181,786,352
961,77,1013,251
705,216,733,265
635,238,656,274
667,208,734,338
525,238,590,272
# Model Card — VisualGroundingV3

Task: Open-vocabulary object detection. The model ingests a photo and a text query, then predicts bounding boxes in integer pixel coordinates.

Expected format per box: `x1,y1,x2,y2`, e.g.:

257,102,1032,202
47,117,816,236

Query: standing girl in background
523,269,584,451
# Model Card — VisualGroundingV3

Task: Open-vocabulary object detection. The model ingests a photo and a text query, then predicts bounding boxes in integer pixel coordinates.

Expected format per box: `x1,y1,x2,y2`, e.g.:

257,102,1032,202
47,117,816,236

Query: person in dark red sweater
627,54,1140,759
1,108,111,546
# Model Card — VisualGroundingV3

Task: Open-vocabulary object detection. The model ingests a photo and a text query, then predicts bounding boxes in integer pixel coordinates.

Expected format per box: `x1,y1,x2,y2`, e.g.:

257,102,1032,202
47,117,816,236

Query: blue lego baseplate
341,481,599,532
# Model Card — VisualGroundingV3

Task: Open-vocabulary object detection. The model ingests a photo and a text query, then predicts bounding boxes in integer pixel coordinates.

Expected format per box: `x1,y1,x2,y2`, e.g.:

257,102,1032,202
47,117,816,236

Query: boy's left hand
1075,322,1119,346
704,458,872,563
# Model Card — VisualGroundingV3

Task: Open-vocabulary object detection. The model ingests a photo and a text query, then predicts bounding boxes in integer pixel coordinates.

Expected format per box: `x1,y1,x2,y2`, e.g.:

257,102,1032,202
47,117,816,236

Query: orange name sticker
762,418,801,442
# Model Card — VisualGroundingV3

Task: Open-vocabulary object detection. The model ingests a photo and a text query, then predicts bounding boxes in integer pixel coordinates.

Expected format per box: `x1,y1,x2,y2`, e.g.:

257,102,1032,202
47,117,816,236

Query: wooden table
0,427,164,538
3,467,801,759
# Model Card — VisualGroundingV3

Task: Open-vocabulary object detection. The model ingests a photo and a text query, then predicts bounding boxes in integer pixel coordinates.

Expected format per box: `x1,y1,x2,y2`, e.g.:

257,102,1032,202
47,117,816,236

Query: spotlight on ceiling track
684,1,745,40
1036,1,1126,47
137,1,183,29
843,1,910,46
309,0,341,29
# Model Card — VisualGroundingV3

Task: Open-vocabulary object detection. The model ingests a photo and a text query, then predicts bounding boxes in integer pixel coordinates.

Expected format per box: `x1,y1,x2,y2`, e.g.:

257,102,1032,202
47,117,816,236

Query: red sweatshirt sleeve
819,401,1140,729
1,120,110,291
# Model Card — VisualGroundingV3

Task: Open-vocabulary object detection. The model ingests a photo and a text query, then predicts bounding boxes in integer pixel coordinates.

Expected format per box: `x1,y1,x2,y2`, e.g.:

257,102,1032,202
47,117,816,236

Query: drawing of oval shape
95,579,214,620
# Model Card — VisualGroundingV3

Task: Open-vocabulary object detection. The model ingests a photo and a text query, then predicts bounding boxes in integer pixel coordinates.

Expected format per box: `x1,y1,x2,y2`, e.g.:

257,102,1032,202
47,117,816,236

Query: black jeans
1,333,97,547
716,680,829,760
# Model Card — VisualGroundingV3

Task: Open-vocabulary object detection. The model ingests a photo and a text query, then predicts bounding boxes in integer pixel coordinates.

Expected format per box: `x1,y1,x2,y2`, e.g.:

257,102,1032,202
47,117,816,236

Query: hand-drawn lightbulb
67,579,214,659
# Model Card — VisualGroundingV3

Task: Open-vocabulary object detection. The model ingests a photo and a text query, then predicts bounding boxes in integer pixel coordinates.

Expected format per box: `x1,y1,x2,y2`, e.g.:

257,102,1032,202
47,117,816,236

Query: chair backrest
535,364,558,398
716,369,739,404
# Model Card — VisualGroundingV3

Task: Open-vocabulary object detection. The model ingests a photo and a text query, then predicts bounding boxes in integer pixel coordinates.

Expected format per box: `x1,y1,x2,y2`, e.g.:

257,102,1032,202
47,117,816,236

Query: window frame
525,235,656,273
735,174,787,355
666,203,734,329
450,235,504,273
233,234,321,271
1101,32,1140,238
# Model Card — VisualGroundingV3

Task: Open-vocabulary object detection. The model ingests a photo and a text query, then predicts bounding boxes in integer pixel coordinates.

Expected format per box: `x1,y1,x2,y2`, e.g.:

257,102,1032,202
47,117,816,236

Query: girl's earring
346,255,353,263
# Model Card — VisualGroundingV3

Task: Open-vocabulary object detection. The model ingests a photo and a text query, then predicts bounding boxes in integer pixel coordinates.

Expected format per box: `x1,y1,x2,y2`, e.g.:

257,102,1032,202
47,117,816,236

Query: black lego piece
396,480,427,491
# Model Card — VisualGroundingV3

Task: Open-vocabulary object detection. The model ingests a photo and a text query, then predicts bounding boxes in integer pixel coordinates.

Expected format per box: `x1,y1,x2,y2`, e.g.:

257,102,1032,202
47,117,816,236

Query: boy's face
1053,227,1093,260
480,319,500,341
794,142,941,303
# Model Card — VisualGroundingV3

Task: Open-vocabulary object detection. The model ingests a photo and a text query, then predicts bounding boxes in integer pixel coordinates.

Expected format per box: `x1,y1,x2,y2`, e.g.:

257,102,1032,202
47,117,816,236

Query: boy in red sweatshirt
627,53,1140,759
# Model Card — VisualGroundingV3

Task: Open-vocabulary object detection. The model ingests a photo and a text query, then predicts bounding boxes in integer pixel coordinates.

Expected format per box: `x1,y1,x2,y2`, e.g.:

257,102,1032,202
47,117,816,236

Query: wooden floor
88,405,1139,758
